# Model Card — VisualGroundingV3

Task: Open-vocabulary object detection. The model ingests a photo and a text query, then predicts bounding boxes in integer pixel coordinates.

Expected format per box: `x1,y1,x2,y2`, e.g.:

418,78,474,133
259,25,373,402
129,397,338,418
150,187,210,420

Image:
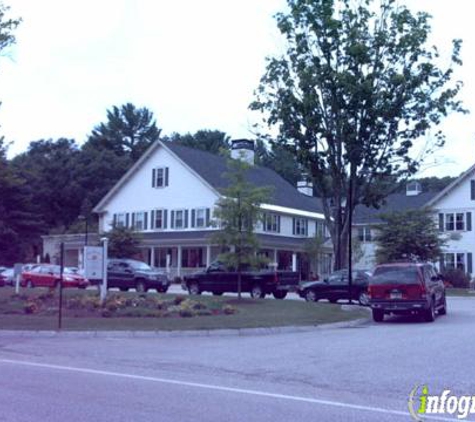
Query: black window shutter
468,253,473,274
113,214,117,228
471,180,475,200
131,213,136,228
165,167,169,186
467,212,472,231
439,256,445,272
305,219,308,236
277,215,281,233
191,209,196,228
184,210,189,228
126,213,130,228
144,212,148,230
151,210,155,229
206,208,211,227
292,218,296,235
164,210,168,229
438,213,444,232
152,169,156,188
171,211,175,228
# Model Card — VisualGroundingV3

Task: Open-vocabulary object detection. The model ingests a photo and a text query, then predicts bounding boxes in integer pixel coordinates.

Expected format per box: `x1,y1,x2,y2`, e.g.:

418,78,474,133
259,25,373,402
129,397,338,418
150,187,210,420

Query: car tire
424,298,436,322
358,292,370,306
26,280,34,289
304,290,317,302
158,286,168,293
273,291,287,300
135,280,147,293
188,282,201,295
119,287,128,292
329,298,338,304
438,294,447,315
212,292,223,296
250,284,265,299
372,309,384,322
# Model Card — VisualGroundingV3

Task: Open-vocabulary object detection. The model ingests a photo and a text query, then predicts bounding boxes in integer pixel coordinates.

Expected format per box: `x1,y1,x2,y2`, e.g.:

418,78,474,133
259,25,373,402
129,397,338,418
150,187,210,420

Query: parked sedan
0,268,14,286
298,269,372,305
21,264,89,289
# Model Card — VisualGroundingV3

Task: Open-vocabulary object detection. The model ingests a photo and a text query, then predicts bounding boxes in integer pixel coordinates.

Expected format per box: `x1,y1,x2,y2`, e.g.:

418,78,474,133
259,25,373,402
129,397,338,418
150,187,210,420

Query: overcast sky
0,0,473,178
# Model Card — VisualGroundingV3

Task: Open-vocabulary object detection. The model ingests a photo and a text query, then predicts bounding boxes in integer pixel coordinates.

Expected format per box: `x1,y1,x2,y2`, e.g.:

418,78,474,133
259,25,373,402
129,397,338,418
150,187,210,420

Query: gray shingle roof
353,191,438,224
165,142,324,214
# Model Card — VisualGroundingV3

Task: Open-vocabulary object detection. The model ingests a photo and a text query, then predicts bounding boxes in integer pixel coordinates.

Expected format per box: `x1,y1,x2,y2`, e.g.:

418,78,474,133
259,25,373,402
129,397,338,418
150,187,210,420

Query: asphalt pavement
0,297,474,421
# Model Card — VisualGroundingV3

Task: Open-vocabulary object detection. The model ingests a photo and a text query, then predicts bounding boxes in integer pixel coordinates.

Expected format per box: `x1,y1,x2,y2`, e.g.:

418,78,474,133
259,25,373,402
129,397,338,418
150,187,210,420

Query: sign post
100,238,108,305
13,263,23,294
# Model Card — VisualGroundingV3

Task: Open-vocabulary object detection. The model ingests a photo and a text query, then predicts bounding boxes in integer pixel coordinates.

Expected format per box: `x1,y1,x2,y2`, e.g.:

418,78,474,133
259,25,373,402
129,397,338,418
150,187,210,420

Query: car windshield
128,261,152,271
370,267,420,285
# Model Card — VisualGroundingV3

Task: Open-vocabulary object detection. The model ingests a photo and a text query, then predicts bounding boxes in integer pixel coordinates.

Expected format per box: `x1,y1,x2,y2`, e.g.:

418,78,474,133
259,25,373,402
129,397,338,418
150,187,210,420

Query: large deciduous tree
211,156,272,299
251,0,466,270
87,103,161,161
375,209,444,263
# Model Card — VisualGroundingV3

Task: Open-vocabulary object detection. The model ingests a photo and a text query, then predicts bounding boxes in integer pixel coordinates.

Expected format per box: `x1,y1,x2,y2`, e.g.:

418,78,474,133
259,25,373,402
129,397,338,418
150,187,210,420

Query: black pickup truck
182,262,300,299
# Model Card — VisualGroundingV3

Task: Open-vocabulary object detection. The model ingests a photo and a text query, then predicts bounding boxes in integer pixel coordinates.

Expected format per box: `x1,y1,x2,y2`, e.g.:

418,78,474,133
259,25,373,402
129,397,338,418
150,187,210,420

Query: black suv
369,262,447,322
105,259,170,293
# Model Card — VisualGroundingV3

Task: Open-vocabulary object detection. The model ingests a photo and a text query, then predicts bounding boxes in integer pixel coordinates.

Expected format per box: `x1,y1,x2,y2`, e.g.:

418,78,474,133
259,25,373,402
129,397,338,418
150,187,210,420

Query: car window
370,266,420,284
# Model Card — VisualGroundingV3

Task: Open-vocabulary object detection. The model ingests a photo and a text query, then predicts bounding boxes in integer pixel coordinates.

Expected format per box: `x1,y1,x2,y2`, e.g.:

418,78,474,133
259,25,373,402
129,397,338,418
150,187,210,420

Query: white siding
100,146,219,232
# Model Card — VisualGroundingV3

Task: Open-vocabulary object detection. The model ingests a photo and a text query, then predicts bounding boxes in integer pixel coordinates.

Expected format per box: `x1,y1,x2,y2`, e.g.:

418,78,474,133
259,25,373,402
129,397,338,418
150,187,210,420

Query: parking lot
0,296,473,421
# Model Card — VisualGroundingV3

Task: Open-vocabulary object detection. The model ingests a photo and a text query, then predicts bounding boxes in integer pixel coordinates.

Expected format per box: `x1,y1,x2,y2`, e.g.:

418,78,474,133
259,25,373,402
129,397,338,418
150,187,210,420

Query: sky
0,0,473,178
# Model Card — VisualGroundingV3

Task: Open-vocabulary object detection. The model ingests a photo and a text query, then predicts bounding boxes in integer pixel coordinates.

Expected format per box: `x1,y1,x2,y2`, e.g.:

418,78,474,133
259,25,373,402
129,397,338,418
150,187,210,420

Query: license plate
390,292,402,300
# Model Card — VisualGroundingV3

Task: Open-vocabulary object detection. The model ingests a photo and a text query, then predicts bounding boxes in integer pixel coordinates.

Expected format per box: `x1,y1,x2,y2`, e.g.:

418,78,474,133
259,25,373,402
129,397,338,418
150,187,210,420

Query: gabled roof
425,164,475,207
93,140,324,216
353,191,438,225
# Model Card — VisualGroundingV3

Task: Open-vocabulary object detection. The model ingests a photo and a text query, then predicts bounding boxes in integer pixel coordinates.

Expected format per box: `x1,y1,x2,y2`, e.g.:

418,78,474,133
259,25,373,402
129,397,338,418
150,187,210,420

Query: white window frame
195,208,206,228
154,209,165,230
295,218,308,236
133,211,146,231
116,213,126,228
444,252,465,271
445,212,465,232
173,209,186,229
264,213,279,233
357,226,372,242
155,167,166,188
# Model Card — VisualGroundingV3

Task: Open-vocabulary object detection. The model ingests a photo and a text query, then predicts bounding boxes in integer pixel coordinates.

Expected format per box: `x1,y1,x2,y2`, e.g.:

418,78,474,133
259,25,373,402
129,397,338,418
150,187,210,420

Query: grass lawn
446,288,475,297
0,287,368,331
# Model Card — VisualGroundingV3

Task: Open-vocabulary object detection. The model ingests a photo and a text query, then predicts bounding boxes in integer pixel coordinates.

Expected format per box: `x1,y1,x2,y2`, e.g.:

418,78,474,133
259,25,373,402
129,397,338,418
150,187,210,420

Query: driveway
0,297,473,421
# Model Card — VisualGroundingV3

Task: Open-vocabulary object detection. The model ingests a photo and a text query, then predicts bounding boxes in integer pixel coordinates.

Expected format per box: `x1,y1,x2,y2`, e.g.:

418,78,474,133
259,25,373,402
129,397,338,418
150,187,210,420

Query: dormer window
152,167,169,188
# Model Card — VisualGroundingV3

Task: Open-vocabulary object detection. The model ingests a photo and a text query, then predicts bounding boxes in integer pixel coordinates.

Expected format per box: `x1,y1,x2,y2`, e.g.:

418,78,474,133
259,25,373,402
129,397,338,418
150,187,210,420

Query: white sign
84,246,103,279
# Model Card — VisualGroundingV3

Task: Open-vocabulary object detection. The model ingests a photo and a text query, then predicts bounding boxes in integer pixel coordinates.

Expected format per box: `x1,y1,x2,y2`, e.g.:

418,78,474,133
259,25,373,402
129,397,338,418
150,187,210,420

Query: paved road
0,297,474,421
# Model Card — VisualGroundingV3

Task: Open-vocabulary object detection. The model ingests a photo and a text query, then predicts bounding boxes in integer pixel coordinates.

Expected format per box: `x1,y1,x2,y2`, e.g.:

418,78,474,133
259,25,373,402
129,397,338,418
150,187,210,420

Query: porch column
177,246,182,277
150,247,155,267
292,252,297,272
273,249,278,266
206,245,211,267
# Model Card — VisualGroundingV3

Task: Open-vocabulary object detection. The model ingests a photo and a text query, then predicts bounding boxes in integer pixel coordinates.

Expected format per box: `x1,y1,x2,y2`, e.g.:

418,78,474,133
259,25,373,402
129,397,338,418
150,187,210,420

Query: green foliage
211,155,272,297
168,129,230,154
251,0,465,269
375,209,445,263
87,103,161,160
441,269,470,289
107,227,142,259
0,2,21,52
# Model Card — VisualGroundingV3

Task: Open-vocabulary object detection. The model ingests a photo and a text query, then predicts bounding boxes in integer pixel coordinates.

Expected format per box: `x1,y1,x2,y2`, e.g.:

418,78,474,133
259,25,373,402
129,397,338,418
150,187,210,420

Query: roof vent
406,181,422,196
231,139,255,165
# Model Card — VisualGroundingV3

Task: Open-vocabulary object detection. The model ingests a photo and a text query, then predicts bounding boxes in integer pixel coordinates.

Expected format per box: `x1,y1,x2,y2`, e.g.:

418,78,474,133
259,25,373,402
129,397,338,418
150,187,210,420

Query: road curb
0,317,370,339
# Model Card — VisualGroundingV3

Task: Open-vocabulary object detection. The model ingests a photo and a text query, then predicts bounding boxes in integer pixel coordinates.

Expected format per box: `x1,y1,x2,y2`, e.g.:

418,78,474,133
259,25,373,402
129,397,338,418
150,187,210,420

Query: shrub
101,309,112,318
174,295,186,305
223,305,236,315
24,301,38,314
441,268,470,288
179,308,194,318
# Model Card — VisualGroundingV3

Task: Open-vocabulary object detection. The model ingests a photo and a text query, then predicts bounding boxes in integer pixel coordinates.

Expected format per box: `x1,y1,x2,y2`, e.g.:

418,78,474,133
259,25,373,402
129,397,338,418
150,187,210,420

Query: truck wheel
188,282,201,295
438,294,447,315
119,287,128,292
250,284,265,299
212,292,223,296
372,309,384,322
136,280,147,293
358,292,369,306
273,291,287,300
424,299,436,322
305,290,317,302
